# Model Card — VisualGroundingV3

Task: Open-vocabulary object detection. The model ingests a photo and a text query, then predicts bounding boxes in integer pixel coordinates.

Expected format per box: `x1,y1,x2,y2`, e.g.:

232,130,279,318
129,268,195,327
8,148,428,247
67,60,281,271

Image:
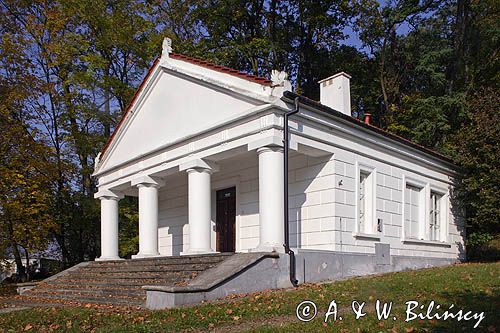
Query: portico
95,139,294,259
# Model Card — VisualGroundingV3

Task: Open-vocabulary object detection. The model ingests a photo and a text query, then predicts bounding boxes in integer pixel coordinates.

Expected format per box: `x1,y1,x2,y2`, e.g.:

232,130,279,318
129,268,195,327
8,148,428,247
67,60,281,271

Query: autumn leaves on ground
0,262,498,332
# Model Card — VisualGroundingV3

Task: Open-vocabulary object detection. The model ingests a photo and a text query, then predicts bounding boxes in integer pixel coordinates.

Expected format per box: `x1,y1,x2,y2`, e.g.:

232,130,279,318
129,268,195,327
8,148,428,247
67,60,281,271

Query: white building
93,39,465,286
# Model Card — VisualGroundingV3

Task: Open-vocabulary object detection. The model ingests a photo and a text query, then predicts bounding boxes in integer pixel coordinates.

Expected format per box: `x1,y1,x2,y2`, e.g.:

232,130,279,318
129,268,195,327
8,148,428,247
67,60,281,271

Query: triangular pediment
97,63,267,172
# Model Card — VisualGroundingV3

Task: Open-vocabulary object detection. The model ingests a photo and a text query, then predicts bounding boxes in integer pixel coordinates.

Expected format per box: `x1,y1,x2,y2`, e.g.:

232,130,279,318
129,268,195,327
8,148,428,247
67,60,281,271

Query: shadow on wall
289,153,333,249
159,152,332,255
160,174,188,256
168,225,184,256
449,177,467,261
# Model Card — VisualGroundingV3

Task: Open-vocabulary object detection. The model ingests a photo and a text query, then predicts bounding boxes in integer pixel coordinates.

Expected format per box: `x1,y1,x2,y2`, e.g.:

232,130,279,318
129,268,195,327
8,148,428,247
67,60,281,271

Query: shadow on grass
424,289,499,332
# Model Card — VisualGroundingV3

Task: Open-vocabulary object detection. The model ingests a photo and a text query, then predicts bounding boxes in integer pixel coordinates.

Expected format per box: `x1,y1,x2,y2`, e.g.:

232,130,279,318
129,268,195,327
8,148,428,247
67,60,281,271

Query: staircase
12,253,232,308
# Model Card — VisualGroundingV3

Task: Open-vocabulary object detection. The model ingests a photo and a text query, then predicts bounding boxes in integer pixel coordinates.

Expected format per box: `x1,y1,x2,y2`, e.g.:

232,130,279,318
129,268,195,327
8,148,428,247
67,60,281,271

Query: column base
180,249,217,256
96,256,124,261
132,252,161,259
251,244,285,253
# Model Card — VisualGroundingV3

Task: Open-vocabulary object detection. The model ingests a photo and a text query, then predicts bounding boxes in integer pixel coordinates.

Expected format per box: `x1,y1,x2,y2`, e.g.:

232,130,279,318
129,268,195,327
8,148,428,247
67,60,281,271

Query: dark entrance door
216,186,236,252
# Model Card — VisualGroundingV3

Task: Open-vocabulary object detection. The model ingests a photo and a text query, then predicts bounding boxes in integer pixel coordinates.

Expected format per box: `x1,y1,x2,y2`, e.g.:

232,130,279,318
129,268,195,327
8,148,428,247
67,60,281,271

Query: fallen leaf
23,324,33,331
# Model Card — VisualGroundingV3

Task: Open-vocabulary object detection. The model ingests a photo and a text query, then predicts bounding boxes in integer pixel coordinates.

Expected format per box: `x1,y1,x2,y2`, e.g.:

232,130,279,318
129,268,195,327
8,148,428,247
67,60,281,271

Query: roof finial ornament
162,37,173,60
94,152,101,172
271,70,292,95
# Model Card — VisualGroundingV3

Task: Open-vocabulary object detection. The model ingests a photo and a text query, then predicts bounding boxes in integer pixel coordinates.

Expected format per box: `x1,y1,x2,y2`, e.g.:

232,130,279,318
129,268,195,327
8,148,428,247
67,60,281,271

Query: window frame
354,162,377,236
402,176,427,240
428,185,449,242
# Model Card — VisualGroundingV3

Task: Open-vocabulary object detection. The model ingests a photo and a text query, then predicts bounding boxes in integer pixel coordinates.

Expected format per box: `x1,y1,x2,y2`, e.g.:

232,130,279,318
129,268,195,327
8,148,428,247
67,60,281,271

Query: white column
256,146,285,252
95,190,123,261
184,167,214,254
131,176,164,258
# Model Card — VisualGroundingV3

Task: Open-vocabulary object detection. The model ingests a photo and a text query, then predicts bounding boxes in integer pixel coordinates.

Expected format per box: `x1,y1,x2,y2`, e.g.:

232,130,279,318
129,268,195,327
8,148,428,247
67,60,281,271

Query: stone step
63,271,198,280
26,286,145,298
79,263,216,273
16,293,144,306
16,253,234,307
89,253,232,267
49,277,187,287
6,299,68,308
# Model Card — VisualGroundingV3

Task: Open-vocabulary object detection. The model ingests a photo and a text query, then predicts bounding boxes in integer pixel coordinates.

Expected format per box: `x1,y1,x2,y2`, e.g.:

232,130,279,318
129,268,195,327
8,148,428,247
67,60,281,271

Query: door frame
211,176,240,252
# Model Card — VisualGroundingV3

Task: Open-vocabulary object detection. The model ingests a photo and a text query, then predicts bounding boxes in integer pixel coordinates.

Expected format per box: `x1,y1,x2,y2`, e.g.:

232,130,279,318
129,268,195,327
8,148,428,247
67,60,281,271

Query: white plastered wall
156,143,464,260
330,147,464,260
156,150,339,255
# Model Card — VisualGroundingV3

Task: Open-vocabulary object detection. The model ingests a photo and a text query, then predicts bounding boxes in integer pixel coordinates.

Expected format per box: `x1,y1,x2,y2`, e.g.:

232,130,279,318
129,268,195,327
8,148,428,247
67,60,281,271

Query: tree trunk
24,247,30,281
11,242,26,282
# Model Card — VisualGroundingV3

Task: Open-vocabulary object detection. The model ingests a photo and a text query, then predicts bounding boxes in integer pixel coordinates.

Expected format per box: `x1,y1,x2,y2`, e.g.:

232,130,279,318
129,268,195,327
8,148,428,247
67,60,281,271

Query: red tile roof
169,53,273,86
99,54,273,161
282,91,455,165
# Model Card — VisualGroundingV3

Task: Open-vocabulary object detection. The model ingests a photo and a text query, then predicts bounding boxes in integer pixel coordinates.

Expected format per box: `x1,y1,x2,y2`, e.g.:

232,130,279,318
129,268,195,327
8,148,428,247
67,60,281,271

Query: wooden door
216,187,236,252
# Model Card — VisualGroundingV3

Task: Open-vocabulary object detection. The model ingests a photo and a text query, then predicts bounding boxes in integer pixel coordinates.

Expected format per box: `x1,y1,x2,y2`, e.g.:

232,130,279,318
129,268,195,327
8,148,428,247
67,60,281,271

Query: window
356,165,375,234
403,177,449,243
404,184,423,239
429,191,443,241
358,171,369,232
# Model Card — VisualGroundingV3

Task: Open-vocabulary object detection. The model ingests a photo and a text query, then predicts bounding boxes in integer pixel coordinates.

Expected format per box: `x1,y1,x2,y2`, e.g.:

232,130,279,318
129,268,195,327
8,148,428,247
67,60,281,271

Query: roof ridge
282,91,455,165
169,53,273,86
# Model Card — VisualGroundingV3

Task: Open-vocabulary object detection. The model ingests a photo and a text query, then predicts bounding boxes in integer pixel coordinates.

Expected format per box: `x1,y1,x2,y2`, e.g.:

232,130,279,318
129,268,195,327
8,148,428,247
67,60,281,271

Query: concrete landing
143,252,289,309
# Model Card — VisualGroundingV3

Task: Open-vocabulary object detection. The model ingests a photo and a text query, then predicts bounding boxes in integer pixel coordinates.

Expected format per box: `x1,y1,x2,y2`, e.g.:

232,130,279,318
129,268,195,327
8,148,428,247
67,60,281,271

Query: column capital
131,175,165,188
94,189,124,200
257,146,284,155
186,167,214,175
179,158,219,173
247,135,283,151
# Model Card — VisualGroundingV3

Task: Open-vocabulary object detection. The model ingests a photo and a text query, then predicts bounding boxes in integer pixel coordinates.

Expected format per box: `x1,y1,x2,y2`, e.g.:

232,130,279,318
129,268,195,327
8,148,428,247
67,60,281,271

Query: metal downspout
284,97,300,287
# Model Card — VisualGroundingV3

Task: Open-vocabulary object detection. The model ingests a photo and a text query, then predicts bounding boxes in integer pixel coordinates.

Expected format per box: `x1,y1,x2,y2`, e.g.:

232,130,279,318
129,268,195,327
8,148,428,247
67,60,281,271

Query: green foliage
452,88,500,235
390,93,467,148
0,0,160,265
466,233,500,262
118,197,139,258
467,232,494,248
0,83,59,279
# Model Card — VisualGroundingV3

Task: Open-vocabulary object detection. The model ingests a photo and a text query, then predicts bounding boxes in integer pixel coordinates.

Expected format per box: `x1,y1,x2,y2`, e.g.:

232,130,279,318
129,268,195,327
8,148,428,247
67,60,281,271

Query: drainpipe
283,97,300,287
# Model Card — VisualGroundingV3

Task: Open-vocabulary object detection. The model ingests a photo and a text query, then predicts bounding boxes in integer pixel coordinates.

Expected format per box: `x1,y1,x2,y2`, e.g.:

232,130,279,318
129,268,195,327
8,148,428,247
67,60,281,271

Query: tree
0,80,58,281
0,0,161,265
453,88,500,242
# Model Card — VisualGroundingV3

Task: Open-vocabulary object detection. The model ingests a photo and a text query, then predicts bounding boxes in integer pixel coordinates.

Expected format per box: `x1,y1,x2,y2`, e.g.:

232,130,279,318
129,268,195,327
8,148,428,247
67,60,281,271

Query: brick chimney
318,72,352,116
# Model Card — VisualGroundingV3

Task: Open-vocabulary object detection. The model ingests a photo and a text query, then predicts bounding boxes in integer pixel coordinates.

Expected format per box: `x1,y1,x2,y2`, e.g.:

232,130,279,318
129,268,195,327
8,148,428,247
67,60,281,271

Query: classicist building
23,38,464,309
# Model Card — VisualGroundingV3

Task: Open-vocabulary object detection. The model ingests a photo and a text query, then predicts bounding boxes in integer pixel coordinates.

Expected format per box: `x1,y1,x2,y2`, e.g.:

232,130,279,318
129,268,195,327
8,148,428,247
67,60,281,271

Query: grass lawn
0,262,498,332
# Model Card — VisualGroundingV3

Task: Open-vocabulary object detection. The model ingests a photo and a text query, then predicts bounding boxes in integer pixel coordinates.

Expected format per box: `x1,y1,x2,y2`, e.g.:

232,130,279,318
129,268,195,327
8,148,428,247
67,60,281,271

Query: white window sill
353,232,381,241
402,238,451,247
